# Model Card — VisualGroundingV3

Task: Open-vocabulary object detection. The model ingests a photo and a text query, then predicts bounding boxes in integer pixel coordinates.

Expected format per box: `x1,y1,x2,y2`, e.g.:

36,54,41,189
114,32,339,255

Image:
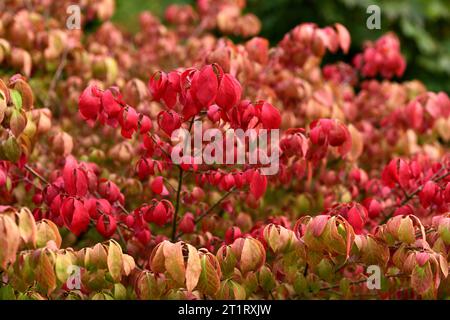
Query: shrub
0,0,449,300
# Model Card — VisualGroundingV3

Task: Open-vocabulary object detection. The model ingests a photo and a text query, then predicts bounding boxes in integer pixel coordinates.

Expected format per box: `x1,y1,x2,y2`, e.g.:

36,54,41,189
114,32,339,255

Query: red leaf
79,85,102,121
148,71,168,101
102,89,122,119
96,214,117,238
250,171,267,200
191,65,218,108
153,202,169,226
216,74,241,111
259,101,281,129
312,215,329,237
381,159,399,188
179,213,195,234
151,176,164,195
157,110,181,136
335,23,351,54
63,156,88,197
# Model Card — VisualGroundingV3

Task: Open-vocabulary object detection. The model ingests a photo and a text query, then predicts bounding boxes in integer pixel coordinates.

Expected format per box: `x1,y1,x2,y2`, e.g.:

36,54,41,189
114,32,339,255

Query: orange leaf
163,242,185,286
185,244,201,292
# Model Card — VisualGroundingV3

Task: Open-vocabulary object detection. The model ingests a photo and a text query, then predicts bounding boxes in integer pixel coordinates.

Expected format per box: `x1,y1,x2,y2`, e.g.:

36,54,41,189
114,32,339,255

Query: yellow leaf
346,124,363,162
36,219,62,249
107,240,123,283
55,251,76,284
240,238,265,274
149,241,166,273
85,243,108,270
122,254,136,276
18,207,37,247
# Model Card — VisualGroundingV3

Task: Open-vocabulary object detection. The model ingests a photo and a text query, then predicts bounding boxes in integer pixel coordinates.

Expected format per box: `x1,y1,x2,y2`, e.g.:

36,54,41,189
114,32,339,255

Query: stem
151,135,172,159
116,225,127,248
319,279,367,291
319,274,409,291
176,187,236,239
115,201,130,215
194,188,235,225
24,164,49,185
381,170,450,224
163,177,177,192
306,161,313,191
170,117,196,241
45,47,69,108
171,166,184,242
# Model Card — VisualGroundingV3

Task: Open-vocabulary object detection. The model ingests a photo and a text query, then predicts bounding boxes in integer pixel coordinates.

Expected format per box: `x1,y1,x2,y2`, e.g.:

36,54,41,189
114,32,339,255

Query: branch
170,117,196,241
319,273,409,292
171,166,184,242
176,187,236,239
381,169,450,224
44,47,69,108
24,164,49,185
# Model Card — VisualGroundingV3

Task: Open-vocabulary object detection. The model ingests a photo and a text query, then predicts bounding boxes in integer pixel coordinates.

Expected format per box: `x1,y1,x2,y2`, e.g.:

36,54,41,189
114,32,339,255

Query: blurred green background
112,0,450,93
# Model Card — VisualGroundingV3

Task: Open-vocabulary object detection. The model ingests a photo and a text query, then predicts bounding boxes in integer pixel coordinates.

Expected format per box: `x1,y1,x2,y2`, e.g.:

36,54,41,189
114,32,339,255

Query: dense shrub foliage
0,0,449,300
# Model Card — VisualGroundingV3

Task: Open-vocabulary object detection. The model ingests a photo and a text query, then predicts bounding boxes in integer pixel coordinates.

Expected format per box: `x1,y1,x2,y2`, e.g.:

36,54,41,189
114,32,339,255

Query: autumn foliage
0,0,449,300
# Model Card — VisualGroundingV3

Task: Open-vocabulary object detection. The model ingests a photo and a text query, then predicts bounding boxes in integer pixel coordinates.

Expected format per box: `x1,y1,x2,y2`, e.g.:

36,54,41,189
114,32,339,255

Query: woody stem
176,187,236,239
170,117,196,241
24,164,49,185
171,166,184,242
381,169,449,224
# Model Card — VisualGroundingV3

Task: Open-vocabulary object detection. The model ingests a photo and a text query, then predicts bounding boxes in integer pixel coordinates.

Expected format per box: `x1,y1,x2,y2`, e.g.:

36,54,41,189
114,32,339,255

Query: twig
171,166,184,242
45,47,69,108
116,225,127,248
176,187,236,239
194,188,235,224
151,135,172,159
381,170,450,224
303,264,309,276
319,274,409,291
163,177,177,192
170,117,196,241
319,279,367,291
115,201,131,215
24,164,49,185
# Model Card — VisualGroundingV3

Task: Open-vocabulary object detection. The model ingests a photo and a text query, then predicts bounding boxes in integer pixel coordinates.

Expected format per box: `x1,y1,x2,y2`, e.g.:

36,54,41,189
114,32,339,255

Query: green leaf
197,255,220,297
10,89,22,111
294,273,308,296
0,285,16,300
55,252,75,284
3,136,21,163
114,283,127,300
